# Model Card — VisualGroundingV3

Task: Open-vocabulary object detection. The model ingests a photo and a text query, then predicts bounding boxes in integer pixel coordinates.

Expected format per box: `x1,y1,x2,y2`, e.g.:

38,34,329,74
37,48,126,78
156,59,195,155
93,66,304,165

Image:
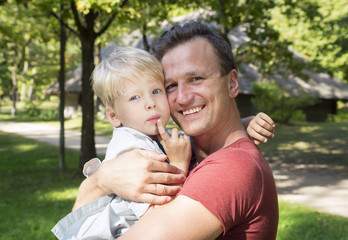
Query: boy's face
113,77,170,138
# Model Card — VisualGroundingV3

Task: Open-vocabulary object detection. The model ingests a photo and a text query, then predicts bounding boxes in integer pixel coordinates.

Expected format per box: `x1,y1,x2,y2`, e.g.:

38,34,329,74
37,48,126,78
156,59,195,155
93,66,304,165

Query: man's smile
182,106,204,116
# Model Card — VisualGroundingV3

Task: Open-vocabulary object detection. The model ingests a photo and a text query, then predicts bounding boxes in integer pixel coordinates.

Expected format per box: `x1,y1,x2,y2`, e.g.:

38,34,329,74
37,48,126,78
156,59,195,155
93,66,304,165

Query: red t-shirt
179,138,278,240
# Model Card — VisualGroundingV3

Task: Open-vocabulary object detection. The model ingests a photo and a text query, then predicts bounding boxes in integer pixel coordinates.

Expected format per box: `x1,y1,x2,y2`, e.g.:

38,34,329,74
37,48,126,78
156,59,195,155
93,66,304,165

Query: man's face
161,37,238,138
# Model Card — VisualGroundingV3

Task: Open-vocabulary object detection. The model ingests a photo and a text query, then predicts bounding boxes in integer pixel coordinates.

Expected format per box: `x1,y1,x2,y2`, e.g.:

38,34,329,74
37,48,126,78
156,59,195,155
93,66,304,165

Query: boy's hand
246,112,275,145
157,119,191,175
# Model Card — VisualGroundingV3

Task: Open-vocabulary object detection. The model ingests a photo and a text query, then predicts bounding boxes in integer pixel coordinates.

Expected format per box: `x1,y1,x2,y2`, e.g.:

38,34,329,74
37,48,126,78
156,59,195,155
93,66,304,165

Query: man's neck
193,118,248,161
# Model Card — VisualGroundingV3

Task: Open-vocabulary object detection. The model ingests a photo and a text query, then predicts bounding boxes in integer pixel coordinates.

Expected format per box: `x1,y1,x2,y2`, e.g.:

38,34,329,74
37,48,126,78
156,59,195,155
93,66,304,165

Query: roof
43,66,82,96
237,62,348,100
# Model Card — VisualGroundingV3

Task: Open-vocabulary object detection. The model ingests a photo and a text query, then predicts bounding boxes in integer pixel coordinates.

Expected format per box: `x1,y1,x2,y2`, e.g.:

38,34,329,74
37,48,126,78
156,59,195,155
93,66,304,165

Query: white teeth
183,107,202,115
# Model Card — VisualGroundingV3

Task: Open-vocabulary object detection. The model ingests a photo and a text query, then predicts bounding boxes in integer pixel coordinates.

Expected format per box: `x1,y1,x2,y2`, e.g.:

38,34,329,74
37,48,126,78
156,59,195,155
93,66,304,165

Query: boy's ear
106,106,122,127
228,69,239,98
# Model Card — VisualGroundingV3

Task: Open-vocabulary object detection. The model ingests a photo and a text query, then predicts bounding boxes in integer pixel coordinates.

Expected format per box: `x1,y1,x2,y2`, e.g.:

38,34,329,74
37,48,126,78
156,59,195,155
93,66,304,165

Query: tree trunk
94,43,101,118
58,3,67,170
21,45,30,102
20,82,26,102
27,67,36,100
10,66,17,117
27,78,34,100
142,24,150,52
79,37,96,170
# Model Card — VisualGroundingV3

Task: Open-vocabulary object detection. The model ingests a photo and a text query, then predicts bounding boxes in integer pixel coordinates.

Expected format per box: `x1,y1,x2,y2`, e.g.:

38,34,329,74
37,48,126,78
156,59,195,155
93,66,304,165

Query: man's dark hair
151,21,236,76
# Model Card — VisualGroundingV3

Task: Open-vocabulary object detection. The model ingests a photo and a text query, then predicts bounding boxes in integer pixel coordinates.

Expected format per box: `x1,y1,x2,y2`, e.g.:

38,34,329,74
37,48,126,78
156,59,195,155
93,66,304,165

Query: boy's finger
256,118,274,133
171,128,179,140
259,112,275,128
157,119,169,140
249,129,268,143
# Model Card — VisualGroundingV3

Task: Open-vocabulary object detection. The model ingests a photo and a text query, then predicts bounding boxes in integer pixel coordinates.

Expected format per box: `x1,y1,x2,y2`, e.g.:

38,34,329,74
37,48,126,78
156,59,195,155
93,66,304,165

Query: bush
39,109,58,120
24,100,41,117
251,81,317,123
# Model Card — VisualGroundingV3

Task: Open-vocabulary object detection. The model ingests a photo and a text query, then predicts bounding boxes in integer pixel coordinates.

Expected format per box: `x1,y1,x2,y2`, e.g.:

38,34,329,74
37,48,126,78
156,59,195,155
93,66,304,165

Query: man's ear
228,69,239,98
106,106,122,127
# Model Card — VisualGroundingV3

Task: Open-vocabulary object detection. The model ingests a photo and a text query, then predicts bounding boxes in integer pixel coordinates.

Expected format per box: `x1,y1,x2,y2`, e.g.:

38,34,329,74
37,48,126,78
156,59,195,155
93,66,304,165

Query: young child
52,46,274,239
52,46,191,240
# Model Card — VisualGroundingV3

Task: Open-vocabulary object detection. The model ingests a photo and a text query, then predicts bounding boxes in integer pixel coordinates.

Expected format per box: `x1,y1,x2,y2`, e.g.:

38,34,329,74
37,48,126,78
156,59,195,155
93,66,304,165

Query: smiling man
116,22,279,239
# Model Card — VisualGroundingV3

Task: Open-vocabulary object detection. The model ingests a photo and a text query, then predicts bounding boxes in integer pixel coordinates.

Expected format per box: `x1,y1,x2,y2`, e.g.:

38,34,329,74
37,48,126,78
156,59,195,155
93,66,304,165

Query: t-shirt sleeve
178,149,263,235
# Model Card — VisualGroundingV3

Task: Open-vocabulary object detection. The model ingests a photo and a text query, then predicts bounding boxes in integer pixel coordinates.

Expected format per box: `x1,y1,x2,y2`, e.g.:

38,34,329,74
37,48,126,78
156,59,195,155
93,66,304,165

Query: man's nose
176,82,192,105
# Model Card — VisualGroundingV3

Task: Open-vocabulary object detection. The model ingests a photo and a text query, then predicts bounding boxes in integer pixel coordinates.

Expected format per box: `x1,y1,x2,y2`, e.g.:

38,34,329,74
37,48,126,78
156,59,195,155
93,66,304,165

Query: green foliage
251,81,317,123
329,101,348,122
271,0,348,82
24,100,40,117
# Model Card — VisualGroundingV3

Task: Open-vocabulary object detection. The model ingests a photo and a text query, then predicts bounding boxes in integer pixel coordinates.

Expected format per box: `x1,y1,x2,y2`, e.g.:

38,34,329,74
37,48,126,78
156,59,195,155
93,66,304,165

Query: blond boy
52,46,191,240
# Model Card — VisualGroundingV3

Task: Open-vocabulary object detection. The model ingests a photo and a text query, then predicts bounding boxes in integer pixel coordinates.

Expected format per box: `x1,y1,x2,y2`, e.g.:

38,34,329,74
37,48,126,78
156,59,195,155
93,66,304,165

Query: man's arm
73,149,186,211
119,195,222,240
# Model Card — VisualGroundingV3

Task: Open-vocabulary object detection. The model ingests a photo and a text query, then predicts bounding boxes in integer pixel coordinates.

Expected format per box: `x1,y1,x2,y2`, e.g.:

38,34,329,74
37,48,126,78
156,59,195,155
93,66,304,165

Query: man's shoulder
207,138,262,163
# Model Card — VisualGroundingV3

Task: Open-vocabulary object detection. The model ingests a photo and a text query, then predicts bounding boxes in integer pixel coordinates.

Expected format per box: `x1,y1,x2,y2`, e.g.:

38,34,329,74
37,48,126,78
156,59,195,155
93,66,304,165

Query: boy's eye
130,95,140,101
152,89,161,94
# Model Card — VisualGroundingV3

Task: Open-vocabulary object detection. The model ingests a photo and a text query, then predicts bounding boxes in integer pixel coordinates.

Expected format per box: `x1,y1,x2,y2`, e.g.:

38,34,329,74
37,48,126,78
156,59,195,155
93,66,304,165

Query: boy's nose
145,97,157,110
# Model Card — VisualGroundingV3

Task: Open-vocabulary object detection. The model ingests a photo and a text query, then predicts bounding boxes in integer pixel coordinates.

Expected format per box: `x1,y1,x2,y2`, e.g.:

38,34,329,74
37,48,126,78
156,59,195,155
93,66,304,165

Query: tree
0,2,32,116
57,2,68,170
0,0,62,108
51,0,130,169
270,0,348,83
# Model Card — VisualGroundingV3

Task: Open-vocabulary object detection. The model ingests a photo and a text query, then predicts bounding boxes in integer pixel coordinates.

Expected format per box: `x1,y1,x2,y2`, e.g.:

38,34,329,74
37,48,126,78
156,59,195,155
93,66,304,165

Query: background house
235,62,348,121
43,66,82,118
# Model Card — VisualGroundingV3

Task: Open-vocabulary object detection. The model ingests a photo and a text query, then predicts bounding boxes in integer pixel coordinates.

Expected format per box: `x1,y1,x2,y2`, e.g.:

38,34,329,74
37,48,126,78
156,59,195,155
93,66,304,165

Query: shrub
24,100,41,117
251,81,317,123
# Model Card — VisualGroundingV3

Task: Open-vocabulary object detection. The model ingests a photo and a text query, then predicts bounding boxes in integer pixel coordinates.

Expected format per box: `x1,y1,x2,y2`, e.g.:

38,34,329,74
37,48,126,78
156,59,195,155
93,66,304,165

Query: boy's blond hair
92,46,164,112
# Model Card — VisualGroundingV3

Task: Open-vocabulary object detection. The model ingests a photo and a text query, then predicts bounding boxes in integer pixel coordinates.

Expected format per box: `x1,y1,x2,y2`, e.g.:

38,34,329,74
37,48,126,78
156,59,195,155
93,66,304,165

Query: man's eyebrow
164,71,202,83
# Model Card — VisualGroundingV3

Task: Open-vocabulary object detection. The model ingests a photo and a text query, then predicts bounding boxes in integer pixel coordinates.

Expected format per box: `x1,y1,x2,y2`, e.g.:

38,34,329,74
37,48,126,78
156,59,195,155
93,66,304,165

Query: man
75,22,278,239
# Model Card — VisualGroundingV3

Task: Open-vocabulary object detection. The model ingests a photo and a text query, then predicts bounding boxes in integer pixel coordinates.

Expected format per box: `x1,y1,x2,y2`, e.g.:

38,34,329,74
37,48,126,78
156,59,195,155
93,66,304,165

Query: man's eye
152,89,161,94
130,95,140,101
193,77,202,81
165,83,177,92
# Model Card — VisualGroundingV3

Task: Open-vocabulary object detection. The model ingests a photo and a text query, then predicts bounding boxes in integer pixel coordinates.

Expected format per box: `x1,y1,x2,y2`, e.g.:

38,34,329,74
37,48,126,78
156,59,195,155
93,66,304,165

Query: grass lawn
0,132,83,240
259,121,348,172
1,128,348,239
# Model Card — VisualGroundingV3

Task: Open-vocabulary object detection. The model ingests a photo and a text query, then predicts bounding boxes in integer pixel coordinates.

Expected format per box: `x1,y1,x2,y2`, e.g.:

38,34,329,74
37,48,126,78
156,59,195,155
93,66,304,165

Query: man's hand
96,149,186,205
245,112,275,145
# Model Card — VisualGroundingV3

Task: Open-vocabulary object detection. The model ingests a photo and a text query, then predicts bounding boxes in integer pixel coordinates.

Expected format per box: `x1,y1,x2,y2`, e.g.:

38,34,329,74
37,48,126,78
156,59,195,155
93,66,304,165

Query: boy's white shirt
105,126,164,161
52,126,166,240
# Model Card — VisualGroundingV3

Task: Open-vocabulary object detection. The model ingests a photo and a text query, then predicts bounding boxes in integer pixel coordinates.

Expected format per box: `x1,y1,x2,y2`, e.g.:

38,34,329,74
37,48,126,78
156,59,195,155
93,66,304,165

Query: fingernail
264,139,268,143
